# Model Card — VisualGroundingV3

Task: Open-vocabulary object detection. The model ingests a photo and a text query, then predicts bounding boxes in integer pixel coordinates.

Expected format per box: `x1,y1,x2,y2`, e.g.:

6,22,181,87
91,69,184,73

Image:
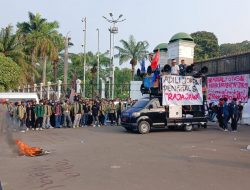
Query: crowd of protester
6,95,136,132
5,92,246,133
208,97,244,132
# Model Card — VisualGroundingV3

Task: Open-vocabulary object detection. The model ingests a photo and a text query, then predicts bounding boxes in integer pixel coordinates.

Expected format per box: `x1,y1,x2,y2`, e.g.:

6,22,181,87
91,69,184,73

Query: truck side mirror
148,105,153,110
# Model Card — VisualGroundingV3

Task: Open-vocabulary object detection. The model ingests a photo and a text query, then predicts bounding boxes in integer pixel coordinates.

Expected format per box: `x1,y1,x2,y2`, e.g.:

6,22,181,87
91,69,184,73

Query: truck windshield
132,99,149,108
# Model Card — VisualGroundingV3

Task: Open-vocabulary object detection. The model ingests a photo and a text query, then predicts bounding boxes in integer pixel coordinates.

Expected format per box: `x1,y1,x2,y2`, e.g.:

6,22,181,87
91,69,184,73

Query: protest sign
207,75,248,102
162,75,203,105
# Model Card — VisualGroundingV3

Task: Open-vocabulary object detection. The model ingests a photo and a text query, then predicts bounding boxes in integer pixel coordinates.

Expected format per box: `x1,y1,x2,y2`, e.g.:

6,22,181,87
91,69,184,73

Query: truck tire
138,121,150,134
184,124,193,132
125,127,133,132
168,126,175,130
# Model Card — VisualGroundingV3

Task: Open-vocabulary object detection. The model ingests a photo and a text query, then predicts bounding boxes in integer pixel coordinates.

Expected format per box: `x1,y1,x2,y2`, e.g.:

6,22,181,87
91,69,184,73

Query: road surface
0,122,250,190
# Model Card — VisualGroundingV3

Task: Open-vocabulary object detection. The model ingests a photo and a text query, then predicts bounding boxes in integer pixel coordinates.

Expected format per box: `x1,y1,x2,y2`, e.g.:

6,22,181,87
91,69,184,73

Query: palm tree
17,12,47,83
0,25,33,84
115,35,149,80
34,21,62,84
17,12,63,84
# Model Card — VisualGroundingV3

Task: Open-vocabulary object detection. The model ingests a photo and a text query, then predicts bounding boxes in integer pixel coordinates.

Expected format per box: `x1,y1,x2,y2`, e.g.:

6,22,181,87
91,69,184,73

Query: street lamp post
82,17,87,98
103,13,126,100
96,28,100,96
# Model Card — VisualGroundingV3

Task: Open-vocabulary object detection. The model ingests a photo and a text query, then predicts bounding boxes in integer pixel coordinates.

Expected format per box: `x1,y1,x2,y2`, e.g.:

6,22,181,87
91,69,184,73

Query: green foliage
191,31,219,61
220,41,250,56
114,67,131,99
0,25,32,84
0,55,21,91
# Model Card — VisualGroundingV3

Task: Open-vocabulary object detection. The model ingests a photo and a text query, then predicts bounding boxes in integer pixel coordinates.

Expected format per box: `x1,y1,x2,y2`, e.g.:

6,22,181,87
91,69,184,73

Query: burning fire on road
15,140,50,157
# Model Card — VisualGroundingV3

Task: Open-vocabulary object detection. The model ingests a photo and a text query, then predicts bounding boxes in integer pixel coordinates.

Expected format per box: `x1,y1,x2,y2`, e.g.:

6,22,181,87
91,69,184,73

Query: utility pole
63,33,69,91
97,28,100,96
82,17,87,97
109,27,112,99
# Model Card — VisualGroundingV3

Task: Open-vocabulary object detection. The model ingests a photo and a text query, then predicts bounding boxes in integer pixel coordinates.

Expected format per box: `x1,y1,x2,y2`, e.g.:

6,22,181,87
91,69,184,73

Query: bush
0,55,21,91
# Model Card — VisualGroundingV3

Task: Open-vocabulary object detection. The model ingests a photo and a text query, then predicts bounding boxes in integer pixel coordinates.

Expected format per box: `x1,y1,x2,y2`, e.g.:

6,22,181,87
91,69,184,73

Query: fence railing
16,79,132,100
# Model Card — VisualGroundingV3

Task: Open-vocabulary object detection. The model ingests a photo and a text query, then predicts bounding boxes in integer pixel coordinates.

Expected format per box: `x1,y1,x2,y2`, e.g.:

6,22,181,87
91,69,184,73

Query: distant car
121,98,207,134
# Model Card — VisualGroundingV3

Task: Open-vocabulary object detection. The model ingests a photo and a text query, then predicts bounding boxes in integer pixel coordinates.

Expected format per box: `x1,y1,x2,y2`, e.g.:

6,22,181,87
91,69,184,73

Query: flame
15,140,43,157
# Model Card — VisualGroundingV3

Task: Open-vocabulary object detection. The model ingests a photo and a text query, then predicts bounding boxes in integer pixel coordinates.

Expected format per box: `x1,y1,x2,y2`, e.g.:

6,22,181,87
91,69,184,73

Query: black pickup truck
121,98,207,134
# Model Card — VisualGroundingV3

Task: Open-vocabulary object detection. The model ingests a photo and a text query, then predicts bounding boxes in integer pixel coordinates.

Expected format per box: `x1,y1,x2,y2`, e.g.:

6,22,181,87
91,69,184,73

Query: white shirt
171,65,179,75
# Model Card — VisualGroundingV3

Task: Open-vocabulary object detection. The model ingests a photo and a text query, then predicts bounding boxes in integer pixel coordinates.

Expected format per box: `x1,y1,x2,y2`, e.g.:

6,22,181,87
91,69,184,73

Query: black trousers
109,113,115,125
217,115,223,128
36,117,43,128
230,115,238,131
116,111,121,124
26,119,34,129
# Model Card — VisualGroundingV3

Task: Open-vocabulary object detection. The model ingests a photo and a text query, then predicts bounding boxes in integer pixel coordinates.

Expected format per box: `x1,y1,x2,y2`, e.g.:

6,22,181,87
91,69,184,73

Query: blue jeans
83,113,89,126
223,115,229,130
55,115,61,128
93,115,99,126
80,113,88,126
104,114,108,125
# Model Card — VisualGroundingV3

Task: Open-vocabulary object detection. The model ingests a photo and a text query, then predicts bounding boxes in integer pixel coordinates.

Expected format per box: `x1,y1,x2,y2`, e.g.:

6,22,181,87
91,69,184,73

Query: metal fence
17,81,132,100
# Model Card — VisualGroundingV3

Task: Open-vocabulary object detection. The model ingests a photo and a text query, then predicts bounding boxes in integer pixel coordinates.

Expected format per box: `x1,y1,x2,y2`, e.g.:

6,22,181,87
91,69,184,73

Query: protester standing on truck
179,59,186,76
170,59,179,75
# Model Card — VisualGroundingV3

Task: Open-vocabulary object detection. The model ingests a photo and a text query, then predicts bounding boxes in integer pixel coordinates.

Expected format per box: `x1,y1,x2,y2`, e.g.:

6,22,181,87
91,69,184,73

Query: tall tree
115,35,149,80
220,41,250,56
191,31,219,61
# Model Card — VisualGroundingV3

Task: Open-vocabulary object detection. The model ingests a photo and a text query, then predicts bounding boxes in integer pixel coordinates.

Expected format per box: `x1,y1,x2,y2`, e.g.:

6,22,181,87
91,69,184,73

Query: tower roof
153,43,168,52
169,32,193,43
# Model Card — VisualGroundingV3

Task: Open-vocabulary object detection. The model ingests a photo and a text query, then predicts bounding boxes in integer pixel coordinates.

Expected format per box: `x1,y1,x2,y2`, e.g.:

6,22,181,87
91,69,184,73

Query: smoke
0,104,19,154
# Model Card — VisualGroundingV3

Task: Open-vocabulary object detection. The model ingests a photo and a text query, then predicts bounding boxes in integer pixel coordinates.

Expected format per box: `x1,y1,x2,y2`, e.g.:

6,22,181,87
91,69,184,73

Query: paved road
0,123,250,190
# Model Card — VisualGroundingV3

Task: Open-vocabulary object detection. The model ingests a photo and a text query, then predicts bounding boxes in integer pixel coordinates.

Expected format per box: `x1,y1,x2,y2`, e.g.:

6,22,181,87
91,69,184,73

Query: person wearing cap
171,59,179,75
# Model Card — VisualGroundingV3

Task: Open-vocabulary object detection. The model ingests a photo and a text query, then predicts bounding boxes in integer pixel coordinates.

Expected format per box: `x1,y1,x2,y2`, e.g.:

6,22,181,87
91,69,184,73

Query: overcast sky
1,0,250,67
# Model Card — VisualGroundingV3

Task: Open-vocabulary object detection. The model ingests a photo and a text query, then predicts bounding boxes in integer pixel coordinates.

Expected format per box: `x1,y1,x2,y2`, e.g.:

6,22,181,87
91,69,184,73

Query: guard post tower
167,32,195,65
